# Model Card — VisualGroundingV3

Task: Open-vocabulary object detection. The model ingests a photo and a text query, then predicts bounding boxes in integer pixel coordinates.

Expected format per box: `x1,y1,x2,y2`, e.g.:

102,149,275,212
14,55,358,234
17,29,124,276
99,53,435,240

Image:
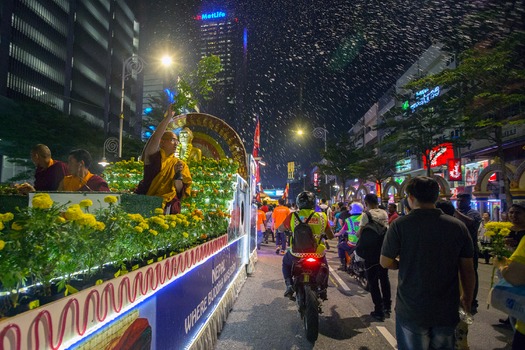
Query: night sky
139,0,471,188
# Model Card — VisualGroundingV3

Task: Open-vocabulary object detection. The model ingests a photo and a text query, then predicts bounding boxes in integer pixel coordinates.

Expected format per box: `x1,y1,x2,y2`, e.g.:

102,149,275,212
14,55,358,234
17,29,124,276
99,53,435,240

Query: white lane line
376,326,397,349
328,263,352,292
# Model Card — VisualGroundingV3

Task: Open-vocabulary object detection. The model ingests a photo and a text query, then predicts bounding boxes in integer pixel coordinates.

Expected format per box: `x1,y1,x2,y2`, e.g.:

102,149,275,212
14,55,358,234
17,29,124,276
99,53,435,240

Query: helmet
296,191,316,210
350,202,364,215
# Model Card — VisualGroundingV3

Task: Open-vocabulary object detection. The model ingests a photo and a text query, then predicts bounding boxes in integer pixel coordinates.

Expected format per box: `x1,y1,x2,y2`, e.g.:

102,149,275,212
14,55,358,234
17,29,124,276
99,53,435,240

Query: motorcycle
291,256,328,342
347,252,369,292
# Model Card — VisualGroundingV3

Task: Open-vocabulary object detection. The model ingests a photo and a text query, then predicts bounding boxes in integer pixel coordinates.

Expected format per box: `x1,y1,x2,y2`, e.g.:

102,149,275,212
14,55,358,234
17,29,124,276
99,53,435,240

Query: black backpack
291,212,318,254
355,212,387,264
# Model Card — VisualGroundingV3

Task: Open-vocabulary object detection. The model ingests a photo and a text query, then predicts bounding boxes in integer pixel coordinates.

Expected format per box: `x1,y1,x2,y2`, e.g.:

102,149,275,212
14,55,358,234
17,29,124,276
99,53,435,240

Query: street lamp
297,125,329,184
119,55,146,158
98,137,119,167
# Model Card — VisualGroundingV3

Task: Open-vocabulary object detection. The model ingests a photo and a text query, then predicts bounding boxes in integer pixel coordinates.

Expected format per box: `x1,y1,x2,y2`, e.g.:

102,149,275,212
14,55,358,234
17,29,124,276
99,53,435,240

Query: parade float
0,113,259,350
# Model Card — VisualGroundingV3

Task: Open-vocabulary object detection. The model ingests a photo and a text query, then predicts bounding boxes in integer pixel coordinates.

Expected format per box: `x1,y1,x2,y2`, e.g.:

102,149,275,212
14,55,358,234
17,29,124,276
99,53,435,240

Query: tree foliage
405,32,525,205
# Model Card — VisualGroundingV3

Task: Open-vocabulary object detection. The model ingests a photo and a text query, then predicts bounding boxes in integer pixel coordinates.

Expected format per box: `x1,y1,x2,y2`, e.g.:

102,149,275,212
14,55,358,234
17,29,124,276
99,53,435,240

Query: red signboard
423,143,455,169
448,158,462,181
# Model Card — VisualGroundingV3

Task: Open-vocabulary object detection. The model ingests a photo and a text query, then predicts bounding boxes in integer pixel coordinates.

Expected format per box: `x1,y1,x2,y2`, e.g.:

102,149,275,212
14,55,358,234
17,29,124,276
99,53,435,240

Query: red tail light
305,257,318,263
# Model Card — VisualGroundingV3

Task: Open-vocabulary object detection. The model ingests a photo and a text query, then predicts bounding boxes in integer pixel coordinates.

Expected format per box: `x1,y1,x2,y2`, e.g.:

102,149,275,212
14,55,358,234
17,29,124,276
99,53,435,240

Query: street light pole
119,55,146,158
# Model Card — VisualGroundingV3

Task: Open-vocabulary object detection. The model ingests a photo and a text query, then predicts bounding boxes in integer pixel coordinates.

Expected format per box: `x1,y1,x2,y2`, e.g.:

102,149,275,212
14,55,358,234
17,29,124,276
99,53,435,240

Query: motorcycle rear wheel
303,285,319,342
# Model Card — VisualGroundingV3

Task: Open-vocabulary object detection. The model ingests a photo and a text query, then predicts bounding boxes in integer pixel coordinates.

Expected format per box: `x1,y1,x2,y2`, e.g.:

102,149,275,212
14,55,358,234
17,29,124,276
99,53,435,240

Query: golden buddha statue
175,127,202,163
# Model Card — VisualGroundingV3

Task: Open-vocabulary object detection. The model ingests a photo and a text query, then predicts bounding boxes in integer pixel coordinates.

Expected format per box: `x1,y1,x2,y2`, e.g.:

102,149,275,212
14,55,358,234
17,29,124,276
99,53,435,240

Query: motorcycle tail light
305,257,318,264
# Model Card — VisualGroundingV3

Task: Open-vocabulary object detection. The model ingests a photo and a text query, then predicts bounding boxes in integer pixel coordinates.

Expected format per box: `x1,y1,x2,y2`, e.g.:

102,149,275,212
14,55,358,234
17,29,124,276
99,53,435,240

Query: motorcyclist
335,202,363,271
280,191,334,299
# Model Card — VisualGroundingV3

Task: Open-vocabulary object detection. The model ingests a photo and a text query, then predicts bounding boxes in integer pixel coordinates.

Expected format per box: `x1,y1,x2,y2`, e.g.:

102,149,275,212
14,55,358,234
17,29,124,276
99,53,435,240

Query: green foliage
143,55,224,126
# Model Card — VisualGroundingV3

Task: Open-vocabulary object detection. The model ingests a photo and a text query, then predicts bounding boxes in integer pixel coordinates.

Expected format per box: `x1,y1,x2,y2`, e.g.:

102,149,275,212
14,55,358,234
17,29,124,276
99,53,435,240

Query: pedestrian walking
380,176,475,350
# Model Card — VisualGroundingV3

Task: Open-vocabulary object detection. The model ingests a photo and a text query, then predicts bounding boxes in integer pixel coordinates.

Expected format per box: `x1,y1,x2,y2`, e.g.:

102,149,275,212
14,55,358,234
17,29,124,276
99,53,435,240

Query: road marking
376,326,397,349
328,264,352,292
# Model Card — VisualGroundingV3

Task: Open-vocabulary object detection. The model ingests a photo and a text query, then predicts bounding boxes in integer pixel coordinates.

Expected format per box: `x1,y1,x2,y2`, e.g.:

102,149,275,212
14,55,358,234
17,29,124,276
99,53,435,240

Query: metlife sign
195,11,226,21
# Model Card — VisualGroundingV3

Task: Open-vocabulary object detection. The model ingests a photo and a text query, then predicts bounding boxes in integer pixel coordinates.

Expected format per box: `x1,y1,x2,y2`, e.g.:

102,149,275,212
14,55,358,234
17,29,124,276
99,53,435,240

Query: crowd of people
262,176,524,350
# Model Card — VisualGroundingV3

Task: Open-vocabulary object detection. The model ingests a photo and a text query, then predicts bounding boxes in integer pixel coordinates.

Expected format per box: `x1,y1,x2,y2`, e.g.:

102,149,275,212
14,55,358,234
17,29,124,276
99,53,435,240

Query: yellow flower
65,205,83,221
149,229,158,236
12,222,23,231
77,214,97,227
32,193,53,209
154,208,164,215
134,226,144,233
182,232,189,238
0,240,5,250
0,221,4,230
104,195,118,204
56,216,66,224
0,212,14,222
95,222,106,231
79,199,93,208
161,223,169,230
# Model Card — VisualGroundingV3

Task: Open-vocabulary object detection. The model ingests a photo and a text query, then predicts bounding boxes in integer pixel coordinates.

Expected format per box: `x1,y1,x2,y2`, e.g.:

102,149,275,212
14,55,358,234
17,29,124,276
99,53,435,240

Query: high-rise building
194,8,247,129
0,0,141,137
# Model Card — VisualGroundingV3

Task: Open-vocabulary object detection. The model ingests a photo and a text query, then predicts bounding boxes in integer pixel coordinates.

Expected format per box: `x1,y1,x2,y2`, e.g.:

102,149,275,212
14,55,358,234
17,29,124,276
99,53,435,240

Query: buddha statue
175,127,202,163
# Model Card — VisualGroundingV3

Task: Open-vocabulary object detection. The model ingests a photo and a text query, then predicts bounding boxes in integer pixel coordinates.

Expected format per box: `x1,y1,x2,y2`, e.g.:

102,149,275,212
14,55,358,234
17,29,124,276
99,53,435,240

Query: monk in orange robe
58,149,110,192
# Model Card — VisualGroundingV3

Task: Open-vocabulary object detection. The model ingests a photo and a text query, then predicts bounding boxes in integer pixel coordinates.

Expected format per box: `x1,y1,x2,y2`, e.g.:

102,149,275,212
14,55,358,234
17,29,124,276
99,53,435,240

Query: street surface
216,238,514,349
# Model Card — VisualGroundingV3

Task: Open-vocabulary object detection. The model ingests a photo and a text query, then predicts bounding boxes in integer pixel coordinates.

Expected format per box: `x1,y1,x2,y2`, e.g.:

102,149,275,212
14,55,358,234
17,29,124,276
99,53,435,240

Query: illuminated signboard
423,142,454,169
195,11,226,20
410,86,440,111
448,158,462,181
313,172,319,187
395,158,412,173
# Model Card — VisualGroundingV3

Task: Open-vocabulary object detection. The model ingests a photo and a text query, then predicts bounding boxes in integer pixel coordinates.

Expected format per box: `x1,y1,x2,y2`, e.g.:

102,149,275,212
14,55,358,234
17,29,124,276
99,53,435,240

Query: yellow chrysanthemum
0,221,4,230
151,216,165,225
55,216,66,224
79,199,93,208
182,232,189,238
134,226,144,233
0,240,5,250
154,208,164,215
95,222,106,231
104,195,118,204
64,205,83,221
11,222,23,231
77,214,97,227
161,224,169,230
149,229,158,236
32,193,53,209
139,222,149,230
0,212,14,222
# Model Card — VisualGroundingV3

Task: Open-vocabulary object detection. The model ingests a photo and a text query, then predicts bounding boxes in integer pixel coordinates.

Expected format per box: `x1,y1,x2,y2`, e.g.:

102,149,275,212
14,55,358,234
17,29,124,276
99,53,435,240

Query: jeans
257,230,263,249
337,240,354,266
275,231,286,251
396,314,456,350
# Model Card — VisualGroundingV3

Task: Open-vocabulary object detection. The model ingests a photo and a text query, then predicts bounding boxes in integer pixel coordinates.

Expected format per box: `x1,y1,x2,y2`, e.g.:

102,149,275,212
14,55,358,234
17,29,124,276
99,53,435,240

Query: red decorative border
0,235,229,350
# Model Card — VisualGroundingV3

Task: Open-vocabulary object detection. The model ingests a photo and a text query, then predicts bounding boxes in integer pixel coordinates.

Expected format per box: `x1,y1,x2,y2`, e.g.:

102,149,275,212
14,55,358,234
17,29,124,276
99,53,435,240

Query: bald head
32,144,51,159
31,144,52,167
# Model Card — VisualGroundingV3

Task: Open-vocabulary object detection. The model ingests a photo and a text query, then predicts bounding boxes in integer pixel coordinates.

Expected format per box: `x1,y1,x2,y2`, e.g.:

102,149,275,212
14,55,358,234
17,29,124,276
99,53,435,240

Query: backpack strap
366,211,373,223
304,212,315,224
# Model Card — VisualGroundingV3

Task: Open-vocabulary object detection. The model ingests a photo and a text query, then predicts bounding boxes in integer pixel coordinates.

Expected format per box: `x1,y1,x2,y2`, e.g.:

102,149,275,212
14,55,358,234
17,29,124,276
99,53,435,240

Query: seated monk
175,127,202,163
17,144,69,194
135,106,192,214
58,149,110,192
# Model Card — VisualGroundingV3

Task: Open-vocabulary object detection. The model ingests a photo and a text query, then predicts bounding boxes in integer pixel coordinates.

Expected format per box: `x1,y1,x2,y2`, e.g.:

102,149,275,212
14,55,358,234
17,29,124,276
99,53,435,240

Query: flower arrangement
0,156,239,317
102,158,144,192
484,221,513,308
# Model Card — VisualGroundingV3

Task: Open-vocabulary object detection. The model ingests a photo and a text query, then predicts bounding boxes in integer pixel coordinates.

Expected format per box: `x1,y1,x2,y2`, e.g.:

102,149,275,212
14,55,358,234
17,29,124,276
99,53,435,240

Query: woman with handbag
495,203,525,349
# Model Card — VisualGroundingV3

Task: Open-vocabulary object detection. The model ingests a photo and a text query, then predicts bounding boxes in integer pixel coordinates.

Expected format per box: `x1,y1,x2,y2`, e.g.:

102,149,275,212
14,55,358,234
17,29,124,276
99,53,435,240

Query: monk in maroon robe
17,144,68,194
58,149,110,192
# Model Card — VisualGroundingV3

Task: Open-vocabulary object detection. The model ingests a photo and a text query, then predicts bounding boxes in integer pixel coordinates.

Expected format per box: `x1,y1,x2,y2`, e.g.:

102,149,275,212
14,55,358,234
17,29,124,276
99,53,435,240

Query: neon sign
410,86,440,111
195,11,226,21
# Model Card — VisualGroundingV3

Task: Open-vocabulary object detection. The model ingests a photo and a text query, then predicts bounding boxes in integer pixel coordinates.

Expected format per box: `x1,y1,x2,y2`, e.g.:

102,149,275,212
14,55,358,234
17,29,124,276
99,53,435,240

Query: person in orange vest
273,198,291,254
257,203,267,250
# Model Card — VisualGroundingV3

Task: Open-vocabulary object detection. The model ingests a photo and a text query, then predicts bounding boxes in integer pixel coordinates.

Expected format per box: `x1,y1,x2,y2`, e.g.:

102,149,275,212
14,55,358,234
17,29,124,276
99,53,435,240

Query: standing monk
17,144,68,194
135,106,192,214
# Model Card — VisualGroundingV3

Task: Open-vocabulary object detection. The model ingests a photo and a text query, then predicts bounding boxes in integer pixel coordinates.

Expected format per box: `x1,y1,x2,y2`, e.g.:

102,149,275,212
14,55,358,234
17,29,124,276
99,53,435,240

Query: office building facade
0,0,140,137
194,9,247,130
